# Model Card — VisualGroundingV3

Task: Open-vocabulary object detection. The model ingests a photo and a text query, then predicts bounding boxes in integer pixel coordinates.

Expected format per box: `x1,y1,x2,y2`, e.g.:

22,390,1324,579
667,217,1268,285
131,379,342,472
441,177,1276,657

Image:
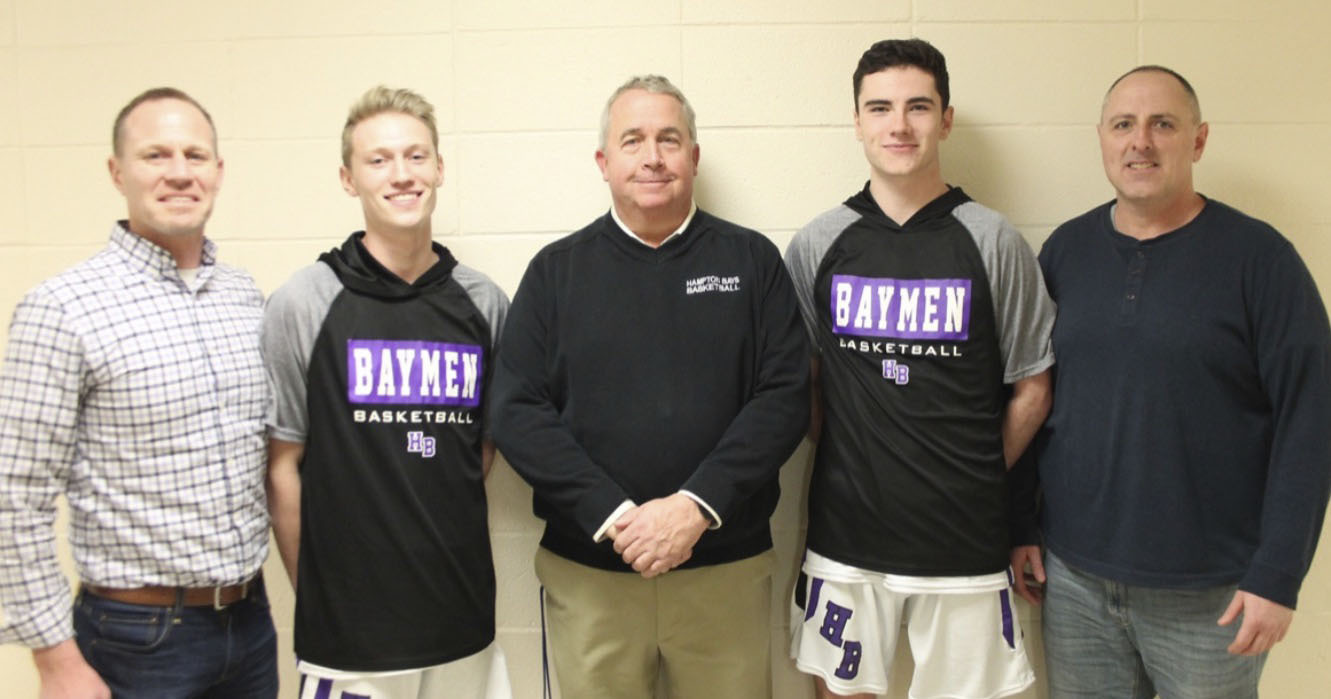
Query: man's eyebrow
1103,111,1184,122
861,95,936,108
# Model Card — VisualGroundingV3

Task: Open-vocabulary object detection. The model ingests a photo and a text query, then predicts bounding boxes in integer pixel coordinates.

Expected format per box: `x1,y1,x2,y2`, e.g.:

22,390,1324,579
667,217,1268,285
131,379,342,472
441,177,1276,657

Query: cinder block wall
2,1,1328,696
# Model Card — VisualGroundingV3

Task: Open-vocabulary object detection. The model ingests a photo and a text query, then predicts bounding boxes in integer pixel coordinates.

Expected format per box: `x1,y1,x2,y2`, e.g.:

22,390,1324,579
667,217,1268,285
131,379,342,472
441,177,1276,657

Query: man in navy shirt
1015,66,1331,698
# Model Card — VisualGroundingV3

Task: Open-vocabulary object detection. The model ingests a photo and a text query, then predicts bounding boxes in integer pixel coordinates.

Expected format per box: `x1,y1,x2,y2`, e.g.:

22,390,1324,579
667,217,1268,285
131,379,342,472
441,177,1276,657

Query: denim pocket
76,597,176,653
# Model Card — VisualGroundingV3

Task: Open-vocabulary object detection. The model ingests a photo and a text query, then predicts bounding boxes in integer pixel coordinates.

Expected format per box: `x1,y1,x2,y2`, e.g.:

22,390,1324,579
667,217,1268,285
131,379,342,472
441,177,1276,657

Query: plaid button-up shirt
0,223,270,648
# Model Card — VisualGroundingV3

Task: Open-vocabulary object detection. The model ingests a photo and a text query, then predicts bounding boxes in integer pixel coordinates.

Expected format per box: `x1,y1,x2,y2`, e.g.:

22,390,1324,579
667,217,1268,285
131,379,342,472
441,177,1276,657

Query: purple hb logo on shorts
831,274,971,340
346,340,482,406
808,576,863,680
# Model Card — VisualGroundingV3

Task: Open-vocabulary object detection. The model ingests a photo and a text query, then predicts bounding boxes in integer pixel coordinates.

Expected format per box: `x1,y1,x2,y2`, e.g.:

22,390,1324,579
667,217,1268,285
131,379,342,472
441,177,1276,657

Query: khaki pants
535,547,773,699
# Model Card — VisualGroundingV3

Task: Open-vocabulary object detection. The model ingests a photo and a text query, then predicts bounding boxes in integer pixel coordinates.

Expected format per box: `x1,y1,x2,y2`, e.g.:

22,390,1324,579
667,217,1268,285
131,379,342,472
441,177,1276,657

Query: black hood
318,232,458,300
844,182,972,230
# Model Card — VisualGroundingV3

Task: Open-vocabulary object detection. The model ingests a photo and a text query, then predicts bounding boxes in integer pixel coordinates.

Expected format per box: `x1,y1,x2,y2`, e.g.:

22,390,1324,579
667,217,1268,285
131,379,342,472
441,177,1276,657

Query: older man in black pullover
490,75,808,699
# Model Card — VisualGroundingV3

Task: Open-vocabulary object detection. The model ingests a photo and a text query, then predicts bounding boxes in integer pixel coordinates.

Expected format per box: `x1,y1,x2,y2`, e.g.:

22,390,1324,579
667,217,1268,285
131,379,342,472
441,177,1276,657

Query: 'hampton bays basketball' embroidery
685,274,741,295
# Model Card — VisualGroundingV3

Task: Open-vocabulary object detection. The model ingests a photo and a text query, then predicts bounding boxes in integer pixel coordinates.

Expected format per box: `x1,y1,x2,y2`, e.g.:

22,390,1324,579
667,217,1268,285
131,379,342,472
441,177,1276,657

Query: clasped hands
606,493,709,579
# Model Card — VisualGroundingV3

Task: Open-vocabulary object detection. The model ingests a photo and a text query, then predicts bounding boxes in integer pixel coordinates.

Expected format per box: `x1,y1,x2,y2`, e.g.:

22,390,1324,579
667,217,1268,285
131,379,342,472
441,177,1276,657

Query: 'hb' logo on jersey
882,359,910,385
407,431,436,458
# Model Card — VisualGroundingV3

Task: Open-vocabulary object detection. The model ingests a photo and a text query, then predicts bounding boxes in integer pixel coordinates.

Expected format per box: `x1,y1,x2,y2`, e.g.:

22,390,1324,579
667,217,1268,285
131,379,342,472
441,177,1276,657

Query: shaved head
1102,65,1202,124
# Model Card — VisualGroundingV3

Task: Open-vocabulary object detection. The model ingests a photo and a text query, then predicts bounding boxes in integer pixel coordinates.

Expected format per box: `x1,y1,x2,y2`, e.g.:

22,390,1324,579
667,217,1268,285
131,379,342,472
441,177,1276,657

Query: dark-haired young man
0,88,276,698
1020,65,1331,699
786,38,1054,699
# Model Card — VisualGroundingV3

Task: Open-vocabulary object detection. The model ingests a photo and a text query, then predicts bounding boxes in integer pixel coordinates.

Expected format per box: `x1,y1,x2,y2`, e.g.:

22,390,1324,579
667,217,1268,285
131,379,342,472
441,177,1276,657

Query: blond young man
264,86,511,699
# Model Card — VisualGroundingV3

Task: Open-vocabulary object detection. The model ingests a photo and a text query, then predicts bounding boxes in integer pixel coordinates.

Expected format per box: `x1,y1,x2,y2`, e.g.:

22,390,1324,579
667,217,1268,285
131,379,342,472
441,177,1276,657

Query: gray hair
598,75,697,149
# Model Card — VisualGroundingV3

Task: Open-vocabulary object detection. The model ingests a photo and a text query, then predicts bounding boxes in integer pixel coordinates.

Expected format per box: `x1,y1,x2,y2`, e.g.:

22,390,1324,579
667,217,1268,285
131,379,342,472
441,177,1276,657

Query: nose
1130,123,1152,151
165,153,191,182
642,140,664,167
888,108,911,135
391,156,412,183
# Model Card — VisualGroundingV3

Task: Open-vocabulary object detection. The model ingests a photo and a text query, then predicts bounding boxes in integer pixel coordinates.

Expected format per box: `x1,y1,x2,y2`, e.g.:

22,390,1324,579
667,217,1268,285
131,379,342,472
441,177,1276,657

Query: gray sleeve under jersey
262,262,342,444
952,201,1057,383
784,205,862,353
452,263,510,351
451,263,510,438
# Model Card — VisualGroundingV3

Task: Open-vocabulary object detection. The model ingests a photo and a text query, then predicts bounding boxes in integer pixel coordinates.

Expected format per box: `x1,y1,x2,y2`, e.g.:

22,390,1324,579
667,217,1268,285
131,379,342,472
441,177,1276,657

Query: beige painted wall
2,1,1329,696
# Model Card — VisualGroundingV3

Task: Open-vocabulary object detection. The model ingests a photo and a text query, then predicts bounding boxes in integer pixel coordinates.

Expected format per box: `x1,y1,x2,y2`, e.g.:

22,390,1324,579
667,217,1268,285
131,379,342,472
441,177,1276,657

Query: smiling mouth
386,192,422,201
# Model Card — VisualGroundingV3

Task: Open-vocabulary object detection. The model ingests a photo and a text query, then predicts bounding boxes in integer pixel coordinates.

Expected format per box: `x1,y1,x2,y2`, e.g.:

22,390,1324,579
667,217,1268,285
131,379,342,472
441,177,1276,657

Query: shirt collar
109,221,216,283
610,202,698,248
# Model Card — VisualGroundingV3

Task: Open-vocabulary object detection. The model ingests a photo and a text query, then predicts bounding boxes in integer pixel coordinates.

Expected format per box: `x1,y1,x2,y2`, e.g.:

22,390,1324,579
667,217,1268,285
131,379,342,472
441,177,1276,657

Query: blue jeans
1042,552,1266,699
73,579,279,699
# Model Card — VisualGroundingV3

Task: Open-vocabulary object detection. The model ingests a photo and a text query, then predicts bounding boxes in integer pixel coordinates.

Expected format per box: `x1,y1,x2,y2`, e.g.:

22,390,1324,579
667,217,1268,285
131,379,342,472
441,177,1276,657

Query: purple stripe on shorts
805,577,824,622
999,588,1015,649
312,678,333,699
342,693,370,699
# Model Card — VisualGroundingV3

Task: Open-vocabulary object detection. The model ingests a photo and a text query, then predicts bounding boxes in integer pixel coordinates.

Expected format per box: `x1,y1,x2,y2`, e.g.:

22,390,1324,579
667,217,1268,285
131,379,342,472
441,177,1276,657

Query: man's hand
1009,545,1045,606
611,493,709,578
1218,590,1293,656
34,639,110,699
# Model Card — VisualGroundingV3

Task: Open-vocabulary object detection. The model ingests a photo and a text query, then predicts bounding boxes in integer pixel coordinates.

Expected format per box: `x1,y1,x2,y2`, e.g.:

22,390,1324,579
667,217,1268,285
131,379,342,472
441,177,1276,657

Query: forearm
807,355,823,443
0,479,75,647
490,366,631,536
681,286,810,513
265,439,304,586
481,439,495,479
1002,370,1052,468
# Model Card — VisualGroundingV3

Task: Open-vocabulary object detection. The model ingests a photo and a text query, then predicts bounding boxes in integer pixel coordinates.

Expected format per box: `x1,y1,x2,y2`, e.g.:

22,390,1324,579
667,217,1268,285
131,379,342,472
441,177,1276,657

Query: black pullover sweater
491,210,810,570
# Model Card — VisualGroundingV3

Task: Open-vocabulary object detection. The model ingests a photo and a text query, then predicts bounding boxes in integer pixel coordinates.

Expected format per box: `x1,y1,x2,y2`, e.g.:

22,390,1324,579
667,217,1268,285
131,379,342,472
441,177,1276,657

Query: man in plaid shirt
0,88,276,698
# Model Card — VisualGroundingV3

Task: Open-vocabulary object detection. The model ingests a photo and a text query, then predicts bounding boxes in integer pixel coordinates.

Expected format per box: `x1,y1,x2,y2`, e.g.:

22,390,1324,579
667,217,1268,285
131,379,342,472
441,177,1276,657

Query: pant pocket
76,597,176,653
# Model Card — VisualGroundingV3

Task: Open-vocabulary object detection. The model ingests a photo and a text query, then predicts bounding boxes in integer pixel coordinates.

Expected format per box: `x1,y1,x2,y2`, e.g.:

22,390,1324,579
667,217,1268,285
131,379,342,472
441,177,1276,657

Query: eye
1154,119,1175,130
1112,120,1132,130
909,103,929,112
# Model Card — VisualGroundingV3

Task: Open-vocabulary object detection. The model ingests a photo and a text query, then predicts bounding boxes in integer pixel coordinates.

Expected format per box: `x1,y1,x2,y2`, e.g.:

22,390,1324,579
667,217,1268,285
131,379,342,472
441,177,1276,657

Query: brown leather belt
83,576,258,610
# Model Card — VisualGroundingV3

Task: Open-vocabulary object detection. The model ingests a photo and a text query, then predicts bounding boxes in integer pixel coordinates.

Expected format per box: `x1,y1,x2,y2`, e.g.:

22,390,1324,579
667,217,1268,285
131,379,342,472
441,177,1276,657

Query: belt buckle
213,580,248,611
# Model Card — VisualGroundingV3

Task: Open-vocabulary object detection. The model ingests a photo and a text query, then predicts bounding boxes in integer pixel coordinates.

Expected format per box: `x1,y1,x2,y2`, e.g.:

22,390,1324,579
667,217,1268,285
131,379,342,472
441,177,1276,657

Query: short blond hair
341,86,439,166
